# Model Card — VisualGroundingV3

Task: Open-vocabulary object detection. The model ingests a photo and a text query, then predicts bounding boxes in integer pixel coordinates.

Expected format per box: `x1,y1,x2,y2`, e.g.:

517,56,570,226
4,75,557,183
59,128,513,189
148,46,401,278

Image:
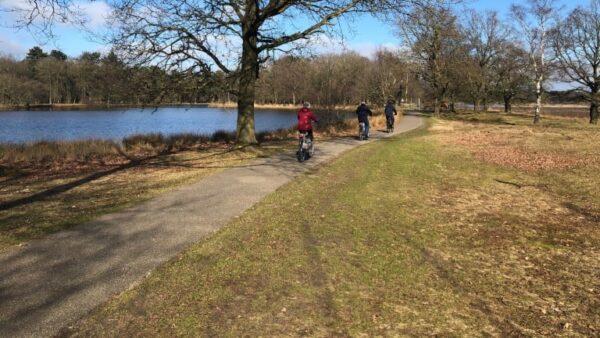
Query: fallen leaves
436,126,598,171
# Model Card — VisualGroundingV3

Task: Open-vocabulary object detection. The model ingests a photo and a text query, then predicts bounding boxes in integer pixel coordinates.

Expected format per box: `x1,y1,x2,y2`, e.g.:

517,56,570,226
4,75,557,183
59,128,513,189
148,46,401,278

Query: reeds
0,111,369,170
0,140,121,166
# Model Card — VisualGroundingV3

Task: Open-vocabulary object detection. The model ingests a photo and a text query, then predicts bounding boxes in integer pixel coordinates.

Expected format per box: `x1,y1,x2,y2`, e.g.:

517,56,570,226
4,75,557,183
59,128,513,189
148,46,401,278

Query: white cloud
309,34,401,59
0,33,27,57
0,0,110,28
0,0,29,11
76,0,111,28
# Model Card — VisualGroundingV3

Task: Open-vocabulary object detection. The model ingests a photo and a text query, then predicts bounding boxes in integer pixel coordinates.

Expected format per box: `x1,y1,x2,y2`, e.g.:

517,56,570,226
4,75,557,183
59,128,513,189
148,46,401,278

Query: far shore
0,102,212,112
0,102,340,112
0,101,413,113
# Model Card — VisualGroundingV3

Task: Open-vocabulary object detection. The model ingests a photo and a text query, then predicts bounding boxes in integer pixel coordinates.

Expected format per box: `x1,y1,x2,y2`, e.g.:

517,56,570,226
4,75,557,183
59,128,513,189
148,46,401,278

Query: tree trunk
49,78,53,105
590,102,598,124
534,79,542,124
504,94,512,113
590,89,599,124
433,97,440,115
236,4,259,144
474,99,480,112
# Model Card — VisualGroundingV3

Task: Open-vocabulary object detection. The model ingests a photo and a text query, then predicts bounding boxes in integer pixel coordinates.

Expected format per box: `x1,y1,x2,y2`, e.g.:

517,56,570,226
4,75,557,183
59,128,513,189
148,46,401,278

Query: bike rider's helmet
360,101,366,105
303,101,311,108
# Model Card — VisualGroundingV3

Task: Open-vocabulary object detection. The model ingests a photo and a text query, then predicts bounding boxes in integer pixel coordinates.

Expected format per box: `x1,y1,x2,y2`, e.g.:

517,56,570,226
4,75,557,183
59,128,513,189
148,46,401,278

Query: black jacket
356,104,372,122
384,103,397,117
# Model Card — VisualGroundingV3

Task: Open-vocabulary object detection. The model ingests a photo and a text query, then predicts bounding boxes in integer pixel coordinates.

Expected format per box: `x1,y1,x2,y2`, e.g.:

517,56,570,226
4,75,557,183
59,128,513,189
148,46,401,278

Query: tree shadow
562,202,600,223
0,203,205,336
300,221,347,335
0,145,253,212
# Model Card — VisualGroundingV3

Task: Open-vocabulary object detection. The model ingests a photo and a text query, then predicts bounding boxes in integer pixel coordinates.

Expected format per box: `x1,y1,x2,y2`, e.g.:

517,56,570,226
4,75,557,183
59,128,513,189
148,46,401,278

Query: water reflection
0,107,297,143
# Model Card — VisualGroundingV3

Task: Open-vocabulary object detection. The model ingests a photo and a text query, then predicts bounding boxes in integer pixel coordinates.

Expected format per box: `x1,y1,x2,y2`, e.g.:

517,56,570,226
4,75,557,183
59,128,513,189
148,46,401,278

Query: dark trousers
299,129,313,141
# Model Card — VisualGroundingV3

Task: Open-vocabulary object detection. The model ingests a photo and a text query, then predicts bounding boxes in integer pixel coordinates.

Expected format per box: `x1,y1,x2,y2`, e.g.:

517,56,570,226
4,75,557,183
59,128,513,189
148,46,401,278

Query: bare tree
369,49,407,105
493,42,531,113
1,0,86,39
3,0,448,144
511,0,559,124
400,5,463,114
462,10,509,111
106,0,444,143
552,0,600,124
270,56,308,105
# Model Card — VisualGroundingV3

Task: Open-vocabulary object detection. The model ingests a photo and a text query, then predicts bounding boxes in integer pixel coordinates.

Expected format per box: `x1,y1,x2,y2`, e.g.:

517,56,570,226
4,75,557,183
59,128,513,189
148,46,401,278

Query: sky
0,0,589,60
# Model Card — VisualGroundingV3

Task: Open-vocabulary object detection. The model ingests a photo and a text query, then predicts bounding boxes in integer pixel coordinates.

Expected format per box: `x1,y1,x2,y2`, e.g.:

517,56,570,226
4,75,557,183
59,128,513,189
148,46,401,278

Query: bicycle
297,131,314,162
358,122,367,140
386,116,395,133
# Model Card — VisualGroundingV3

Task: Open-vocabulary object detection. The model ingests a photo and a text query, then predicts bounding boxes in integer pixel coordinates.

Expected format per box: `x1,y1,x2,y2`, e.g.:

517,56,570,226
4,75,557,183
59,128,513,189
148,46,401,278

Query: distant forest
0,47,224,106
0,45,584,109
0,46,425,107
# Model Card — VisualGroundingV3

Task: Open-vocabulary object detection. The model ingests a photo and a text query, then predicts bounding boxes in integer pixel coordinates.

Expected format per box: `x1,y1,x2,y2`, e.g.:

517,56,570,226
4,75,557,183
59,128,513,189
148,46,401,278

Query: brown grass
511,104,590,118
433,113,599,171
65,116,599,336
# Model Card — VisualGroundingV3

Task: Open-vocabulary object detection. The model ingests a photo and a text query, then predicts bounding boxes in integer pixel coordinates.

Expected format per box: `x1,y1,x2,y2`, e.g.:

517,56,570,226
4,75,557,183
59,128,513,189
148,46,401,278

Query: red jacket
297,107,318,131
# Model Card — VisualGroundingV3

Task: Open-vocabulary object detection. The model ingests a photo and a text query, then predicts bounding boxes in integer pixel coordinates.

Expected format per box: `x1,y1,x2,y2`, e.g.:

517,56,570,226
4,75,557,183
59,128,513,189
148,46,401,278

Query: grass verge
64,113,598,336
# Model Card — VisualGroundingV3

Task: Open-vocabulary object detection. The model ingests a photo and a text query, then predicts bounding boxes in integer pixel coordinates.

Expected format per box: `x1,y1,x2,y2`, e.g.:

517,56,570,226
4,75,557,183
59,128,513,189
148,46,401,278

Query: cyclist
384,99,398,132
298,101,318,142
356,101,373,139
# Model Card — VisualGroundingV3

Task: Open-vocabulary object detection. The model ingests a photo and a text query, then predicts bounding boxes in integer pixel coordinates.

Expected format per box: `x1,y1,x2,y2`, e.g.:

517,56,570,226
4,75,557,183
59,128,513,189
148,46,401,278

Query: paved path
0,115,422,337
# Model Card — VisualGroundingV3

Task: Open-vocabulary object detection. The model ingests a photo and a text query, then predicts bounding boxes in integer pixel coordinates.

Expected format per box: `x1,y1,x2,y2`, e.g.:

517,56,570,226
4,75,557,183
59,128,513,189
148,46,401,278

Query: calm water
0,107,298,143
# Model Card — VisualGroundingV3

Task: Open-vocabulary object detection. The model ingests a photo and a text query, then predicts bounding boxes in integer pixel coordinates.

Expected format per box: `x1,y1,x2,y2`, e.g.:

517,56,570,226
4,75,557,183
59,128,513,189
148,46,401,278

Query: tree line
400,0,600,124
255,51,423,108
0,46,223,106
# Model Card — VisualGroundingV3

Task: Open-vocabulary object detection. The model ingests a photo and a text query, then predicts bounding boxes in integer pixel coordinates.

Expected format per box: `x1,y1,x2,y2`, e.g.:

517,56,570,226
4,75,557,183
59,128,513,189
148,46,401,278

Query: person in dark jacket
298,101,318,141
356,101,373,139
384,99,398,131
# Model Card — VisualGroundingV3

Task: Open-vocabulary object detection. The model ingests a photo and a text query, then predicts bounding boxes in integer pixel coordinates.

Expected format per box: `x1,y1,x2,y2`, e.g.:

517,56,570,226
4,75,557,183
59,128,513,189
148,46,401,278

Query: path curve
0,115,423,337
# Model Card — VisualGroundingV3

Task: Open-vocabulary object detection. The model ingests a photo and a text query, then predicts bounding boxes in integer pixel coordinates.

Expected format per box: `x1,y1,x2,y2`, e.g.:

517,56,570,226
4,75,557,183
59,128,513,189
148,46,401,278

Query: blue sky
0,0,589,59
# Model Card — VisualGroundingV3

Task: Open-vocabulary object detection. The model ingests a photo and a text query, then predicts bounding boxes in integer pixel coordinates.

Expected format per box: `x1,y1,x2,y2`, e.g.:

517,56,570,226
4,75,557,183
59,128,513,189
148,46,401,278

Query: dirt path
0,115,423,337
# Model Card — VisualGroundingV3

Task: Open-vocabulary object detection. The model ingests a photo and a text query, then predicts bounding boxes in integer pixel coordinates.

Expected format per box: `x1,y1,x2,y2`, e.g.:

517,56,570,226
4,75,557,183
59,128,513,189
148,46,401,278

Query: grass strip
66,118,599,336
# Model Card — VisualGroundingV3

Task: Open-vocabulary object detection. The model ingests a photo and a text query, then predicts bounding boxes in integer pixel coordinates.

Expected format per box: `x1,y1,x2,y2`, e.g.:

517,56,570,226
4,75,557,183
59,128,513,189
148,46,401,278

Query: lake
0,107,298,143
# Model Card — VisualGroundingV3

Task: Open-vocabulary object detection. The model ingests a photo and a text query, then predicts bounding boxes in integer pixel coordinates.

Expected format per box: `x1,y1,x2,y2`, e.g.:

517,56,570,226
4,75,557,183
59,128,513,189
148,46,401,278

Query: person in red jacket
297,101,318,141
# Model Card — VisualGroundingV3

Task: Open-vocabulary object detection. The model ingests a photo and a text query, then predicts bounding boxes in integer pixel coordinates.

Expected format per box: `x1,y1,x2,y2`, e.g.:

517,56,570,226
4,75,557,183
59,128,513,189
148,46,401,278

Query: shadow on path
0,145,251,212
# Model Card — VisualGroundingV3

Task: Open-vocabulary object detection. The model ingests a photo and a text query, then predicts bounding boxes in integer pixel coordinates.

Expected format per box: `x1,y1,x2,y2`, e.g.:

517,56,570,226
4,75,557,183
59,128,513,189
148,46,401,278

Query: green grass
65,117,599,336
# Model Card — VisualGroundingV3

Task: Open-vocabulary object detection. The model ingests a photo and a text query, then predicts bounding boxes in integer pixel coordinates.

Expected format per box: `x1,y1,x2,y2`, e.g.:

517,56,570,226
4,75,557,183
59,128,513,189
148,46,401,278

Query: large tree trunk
590,102,598,124
474,99,480,112
590,89,599,124
433,97,440,115
236,3,259,144
504,94,512,113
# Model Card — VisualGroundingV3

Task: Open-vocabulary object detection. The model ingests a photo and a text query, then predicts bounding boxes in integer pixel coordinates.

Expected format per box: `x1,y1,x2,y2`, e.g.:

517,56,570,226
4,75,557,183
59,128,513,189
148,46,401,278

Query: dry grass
434,113,599,171
65,116,599,336
511,104,591,118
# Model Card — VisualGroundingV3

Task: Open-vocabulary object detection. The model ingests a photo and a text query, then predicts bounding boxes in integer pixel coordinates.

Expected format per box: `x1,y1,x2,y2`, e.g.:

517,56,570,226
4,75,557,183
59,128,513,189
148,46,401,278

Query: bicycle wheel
297,148,306,162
